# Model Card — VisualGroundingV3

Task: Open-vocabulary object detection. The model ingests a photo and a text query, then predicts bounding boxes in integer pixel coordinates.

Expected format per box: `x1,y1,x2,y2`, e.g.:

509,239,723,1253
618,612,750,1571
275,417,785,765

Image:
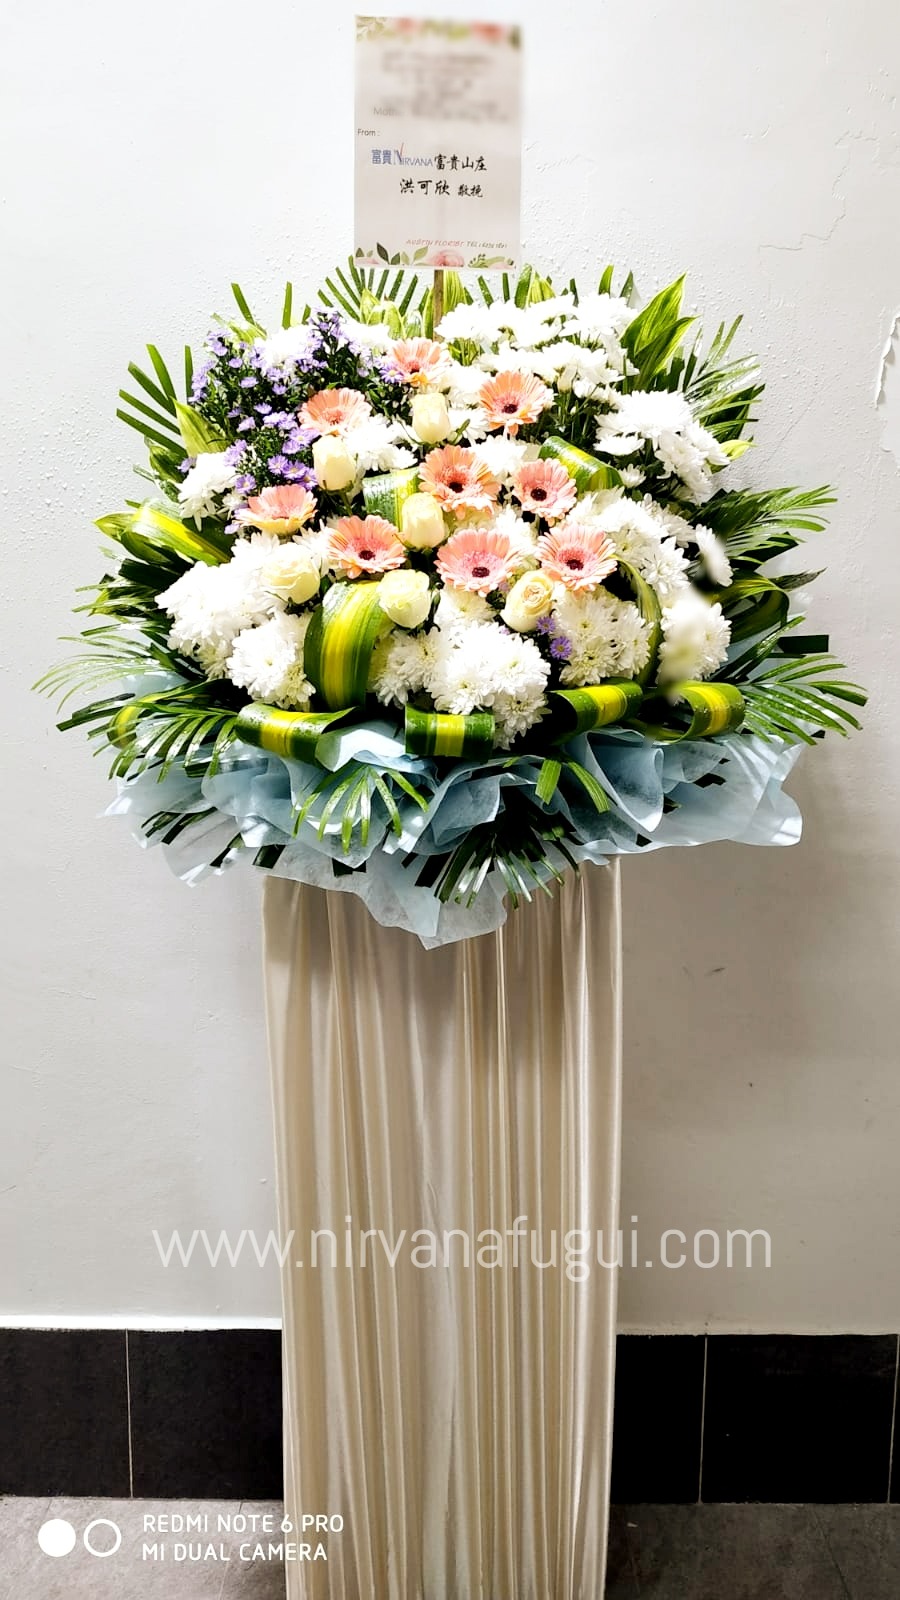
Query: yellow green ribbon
362,467,419,527
304,581,386,709
404,706,495,759
235,703,353,761
635,681,745,741
539,436,622,491
548,679,644,737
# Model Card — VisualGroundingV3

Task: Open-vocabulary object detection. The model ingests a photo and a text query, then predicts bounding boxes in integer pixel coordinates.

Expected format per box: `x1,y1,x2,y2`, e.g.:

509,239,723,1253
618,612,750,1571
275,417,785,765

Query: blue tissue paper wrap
107,716,802,947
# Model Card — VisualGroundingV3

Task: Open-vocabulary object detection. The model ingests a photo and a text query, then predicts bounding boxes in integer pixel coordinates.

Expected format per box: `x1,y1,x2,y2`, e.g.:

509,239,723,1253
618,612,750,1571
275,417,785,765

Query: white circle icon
38,1519,77,1558
83,1518,122,1558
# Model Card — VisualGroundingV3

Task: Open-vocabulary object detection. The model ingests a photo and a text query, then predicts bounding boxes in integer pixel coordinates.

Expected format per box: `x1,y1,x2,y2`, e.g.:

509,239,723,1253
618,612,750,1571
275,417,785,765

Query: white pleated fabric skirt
262,861,622,1600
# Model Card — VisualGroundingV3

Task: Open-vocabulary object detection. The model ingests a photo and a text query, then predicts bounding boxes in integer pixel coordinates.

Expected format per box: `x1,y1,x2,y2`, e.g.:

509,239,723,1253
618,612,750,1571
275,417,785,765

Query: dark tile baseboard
1,1330,898,1502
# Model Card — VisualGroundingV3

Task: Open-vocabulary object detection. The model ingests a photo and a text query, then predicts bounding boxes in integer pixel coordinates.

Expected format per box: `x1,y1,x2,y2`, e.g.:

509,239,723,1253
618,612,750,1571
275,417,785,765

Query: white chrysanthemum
293,523,333,574
344,416,416,474
229,530,284,573
178,453,238,525
341,317,396,351
159,555,274,678
369,630,433,709
255,324,313,372
657,423,728,505
434,304,500,345
544,341,621,395
470,435,537,484
432,587,494,636
657,591,731,685
227,612,313,708
553,589,651,685
441,360,489,406
596,389,728,504
491,504,540,566
475,339,562,382
693,525,733,587
425,622,549,748
596,498,689,600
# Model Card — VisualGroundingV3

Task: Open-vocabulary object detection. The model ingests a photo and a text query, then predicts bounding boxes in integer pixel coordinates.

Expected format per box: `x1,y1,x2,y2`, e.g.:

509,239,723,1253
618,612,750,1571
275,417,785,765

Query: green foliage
741,654,866,744
294,761,429,853
702,485,835,567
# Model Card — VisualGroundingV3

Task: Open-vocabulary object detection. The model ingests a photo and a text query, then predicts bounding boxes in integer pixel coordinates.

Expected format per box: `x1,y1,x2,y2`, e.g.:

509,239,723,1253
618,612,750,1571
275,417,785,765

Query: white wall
2,0,899,1332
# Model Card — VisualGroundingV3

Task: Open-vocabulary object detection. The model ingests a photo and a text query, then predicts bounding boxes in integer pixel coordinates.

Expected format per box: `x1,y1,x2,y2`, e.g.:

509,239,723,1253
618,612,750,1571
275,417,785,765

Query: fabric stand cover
262,860,622,1600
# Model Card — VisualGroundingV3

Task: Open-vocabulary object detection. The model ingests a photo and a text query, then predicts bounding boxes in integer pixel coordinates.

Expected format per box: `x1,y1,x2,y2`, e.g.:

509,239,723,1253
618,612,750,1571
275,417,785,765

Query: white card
354,17,522,272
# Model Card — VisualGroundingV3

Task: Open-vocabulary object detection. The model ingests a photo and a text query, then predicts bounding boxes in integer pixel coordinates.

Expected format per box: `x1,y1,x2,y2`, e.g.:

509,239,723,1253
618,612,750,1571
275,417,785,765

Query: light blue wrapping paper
105,717,804,945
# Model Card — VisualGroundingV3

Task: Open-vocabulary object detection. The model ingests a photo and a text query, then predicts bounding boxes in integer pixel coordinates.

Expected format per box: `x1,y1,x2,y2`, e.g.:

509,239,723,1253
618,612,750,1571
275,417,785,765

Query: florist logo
371,146,435,166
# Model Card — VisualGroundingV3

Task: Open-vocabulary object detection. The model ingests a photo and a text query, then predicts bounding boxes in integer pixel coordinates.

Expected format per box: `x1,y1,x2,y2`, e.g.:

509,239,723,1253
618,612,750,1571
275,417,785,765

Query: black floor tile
0,1331,129,1497
128,1330,282,1499
702,1334,896,1503
610,1335,704,1503
816,1505,900,1599
605,1505,637,1596
612,1505,848,1600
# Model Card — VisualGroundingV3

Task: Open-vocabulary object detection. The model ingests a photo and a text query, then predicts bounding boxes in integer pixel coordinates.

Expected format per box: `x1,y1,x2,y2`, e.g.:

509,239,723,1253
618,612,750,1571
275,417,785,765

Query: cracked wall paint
876,311,900,470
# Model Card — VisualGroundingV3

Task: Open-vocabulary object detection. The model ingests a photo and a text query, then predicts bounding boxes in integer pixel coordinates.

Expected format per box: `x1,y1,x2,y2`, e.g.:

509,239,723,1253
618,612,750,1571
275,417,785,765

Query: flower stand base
262,863,622,1599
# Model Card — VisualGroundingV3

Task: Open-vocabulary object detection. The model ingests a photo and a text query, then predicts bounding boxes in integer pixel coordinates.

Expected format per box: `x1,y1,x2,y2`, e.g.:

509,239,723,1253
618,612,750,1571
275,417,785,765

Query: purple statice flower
255,402,272,416
240,374,257,389
228,356,244,369
237,418,255,433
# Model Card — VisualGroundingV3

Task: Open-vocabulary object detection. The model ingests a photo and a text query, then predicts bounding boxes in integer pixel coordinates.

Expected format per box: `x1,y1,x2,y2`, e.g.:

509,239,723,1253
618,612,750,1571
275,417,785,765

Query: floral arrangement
42,262,864,943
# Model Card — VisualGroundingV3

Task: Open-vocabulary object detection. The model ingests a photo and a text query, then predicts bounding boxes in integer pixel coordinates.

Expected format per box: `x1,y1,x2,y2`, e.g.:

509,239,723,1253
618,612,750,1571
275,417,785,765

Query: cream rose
411,391,451,444
400,492,448,551
261,548,321,605
500,570,555,632
378,569,432,629
312,435,356,491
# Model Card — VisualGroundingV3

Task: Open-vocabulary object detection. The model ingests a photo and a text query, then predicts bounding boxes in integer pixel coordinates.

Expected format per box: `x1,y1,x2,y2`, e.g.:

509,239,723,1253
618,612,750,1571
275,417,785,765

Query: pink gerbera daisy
512,460,578,521
478,370,552,435
436,527,515,595
299,387,372,436
235,484,317,535
418,445,500,514
387,338,449,389
538,525,618,591
327,515,407,580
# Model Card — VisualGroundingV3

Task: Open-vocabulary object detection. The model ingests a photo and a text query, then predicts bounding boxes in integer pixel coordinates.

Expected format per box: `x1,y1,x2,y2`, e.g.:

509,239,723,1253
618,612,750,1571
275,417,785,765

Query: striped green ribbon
235,703,353,761
635,681,746,741
538,436,622,491
304,581,386,709
362,467,420,528
548,679,644,737
404,706,495,759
